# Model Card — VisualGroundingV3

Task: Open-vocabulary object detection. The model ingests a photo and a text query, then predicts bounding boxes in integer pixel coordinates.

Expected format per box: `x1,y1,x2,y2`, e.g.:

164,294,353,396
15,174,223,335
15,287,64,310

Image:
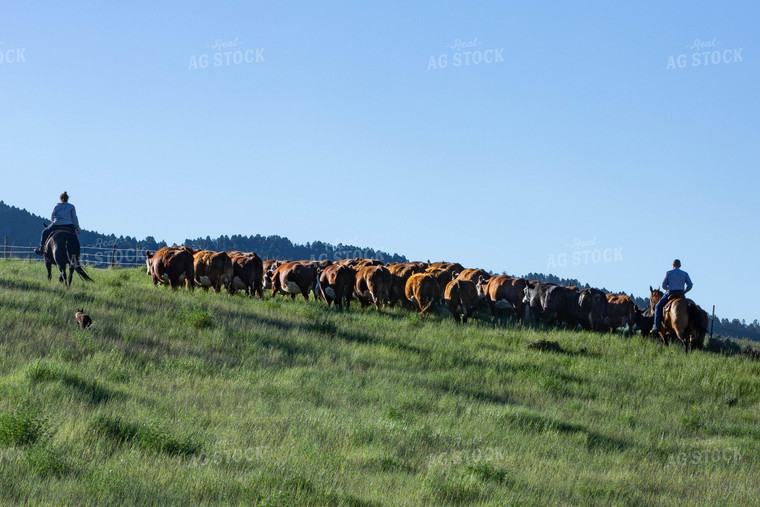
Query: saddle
49,224,76,234
663,293,685,313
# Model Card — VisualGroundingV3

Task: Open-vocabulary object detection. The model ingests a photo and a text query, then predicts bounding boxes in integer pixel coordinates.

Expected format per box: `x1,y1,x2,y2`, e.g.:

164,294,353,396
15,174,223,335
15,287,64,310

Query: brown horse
649,286,706,353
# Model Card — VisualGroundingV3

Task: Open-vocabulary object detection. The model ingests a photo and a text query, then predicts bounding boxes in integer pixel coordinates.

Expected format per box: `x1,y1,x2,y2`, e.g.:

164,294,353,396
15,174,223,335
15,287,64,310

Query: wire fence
1,241,145,268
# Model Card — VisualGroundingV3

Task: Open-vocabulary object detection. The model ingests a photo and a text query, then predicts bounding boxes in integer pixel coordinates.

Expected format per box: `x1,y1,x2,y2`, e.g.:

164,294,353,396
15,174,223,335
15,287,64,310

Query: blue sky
1,1,758,321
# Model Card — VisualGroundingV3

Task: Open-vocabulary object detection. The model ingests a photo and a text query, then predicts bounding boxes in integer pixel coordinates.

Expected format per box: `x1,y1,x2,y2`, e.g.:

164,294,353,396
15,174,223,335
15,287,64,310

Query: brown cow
335,257,377,269
405,273,441,315
145,247,194,290
426,268,454,291
193,250,234,293
318,264,356,309
606,293,637,333
454,268,491,284
354,265,392,309
270,261,319,300
229,253,264,297
483,275,529,320
387,262,426,306
427,261,465,273
262,260,283,290
291,260,333,298
444,279,480,323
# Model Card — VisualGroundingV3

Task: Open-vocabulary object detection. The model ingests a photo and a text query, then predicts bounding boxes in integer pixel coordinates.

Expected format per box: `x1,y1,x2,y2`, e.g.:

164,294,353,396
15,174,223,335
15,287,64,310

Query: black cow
578,288,609,331
524,283,580,327
634,306,654,337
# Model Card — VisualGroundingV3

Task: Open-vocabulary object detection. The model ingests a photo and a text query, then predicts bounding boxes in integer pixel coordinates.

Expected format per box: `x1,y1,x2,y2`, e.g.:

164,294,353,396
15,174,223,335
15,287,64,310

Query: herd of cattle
144,246,665,337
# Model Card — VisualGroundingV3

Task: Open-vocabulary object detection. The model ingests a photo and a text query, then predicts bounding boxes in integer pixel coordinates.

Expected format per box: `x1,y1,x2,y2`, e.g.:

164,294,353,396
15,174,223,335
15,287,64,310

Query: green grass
1,258,759,505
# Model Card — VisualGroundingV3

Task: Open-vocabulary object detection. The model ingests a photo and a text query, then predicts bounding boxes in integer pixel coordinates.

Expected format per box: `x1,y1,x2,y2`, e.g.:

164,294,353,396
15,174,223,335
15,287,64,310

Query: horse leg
68,264,74,287
61,265,70,288
674,328,689,354
46,262,52,281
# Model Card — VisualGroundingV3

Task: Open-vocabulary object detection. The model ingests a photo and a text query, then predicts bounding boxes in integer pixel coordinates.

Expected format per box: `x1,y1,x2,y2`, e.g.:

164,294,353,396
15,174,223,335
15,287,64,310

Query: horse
41,222,94,288
649,286,706,353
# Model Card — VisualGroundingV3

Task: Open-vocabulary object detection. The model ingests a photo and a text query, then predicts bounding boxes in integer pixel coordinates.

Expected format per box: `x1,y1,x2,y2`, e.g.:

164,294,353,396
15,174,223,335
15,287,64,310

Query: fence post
136,241,139,267
3,236,7,259
710,305,715,341
111,243,117,268
81,246,86,265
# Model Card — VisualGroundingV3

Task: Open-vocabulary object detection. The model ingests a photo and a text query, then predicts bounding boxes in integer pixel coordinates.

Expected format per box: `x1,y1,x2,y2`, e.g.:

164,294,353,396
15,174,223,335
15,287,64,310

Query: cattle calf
633,307,654,337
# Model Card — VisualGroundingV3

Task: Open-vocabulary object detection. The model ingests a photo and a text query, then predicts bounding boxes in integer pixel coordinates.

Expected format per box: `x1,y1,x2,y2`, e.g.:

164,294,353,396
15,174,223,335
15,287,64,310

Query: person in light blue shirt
651,259,693,333
34,191,81,255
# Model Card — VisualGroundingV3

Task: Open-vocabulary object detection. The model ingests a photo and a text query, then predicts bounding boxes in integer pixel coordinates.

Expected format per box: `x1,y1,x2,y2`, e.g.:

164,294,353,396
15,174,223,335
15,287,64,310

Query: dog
75,308,92,329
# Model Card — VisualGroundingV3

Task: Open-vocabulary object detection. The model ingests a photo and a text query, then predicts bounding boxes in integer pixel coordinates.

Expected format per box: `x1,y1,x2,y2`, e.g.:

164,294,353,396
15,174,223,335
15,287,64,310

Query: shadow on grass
704,336,760,361
90,415,201,457
26,362,119,405
527,339,601,358
502,409,631,454
417,377,515,405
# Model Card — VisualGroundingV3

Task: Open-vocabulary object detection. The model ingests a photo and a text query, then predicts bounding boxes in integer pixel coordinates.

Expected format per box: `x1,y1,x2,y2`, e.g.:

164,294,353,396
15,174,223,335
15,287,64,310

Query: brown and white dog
75,308,92,328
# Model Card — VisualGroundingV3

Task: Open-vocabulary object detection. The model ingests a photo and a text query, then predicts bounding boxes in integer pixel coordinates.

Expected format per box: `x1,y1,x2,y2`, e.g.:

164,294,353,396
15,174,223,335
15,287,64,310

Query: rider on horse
651,259,693,334
34,191,81,256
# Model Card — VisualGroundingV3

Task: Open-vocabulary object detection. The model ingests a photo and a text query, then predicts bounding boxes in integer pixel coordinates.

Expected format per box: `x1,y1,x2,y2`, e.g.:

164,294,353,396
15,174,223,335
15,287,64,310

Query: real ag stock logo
666,37,743,70
188,37,264,70
427,37,504,70
0,42,26,64
547,237,623,269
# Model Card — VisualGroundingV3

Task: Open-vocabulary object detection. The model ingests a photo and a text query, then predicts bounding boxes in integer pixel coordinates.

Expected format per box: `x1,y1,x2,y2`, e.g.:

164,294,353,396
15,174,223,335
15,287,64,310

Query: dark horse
41,222,93,288
649,286,707,353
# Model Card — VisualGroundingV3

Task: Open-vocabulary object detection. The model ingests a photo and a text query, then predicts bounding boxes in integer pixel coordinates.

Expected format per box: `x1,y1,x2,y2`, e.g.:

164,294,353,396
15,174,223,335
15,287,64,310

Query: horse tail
687,301,706,331
688,302,707,348
75,265,94,282
68,251,94,282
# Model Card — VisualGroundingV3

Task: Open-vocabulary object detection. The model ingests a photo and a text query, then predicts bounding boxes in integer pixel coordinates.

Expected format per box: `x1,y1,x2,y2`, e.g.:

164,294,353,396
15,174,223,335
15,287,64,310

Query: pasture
1,259,759,505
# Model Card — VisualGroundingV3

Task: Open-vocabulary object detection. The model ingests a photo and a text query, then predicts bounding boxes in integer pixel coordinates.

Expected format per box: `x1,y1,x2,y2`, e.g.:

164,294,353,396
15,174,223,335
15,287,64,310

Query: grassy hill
1,259,759,505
